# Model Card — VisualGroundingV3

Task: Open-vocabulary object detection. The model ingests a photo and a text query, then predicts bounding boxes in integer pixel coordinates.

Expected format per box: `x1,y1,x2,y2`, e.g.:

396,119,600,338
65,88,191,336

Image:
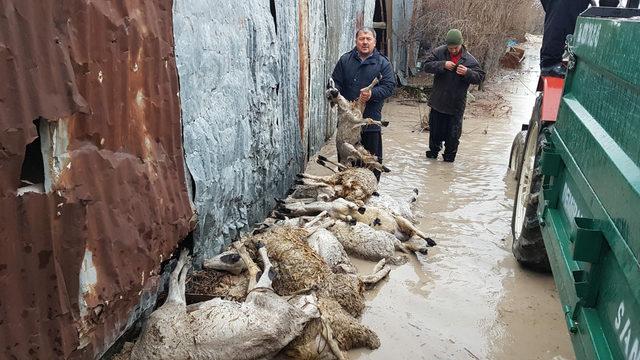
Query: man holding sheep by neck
331,27,396,180
422,29,485,163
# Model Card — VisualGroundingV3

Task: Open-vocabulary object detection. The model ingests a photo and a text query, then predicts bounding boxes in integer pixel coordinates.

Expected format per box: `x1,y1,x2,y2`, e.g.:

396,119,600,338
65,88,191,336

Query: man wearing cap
422,29,485,163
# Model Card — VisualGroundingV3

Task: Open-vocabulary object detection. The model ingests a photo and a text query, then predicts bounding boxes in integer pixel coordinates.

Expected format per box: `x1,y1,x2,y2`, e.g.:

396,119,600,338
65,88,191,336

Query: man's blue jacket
331,48,396,132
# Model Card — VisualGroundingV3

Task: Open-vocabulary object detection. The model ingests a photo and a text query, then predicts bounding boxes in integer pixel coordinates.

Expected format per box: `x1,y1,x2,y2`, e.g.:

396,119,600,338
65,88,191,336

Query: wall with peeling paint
175,0,371,261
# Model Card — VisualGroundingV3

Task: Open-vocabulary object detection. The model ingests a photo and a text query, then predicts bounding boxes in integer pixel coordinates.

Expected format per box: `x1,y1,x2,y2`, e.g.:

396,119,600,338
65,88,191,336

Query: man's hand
444,61,456,71
359,89,372,103
456,64,468,76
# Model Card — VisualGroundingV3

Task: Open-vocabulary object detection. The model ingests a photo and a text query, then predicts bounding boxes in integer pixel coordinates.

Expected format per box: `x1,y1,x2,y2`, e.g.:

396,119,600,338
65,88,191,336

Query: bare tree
411,0,543,74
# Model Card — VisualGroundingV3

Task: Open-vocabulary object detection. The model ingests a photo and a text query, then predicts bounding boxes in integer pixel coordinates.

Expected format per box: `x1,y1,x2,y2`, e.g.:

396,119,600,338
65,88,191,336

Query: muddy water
306,37,575,360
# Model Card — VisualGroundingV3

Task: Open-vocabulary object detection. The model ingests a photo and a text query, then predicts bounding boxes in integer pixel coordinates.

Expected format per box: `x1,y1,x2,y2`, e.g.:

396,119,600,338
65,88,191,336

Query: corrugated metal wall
175,0,371,262
392,0,420,76
0,1,194,359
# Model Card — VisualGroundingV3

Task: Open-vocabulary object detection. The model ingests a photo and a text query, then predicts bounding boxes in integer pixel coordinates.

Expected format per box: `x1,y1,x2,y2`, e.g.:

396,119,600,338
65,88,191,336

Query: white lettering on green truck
615,301,639,360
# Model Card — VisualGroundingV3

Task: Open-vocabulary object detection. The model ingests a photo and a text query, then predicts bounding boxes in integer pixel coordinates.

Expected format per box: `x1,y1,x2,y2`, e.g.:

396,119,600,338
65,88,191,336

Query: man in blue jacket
331,27,396,180
422,29,485,162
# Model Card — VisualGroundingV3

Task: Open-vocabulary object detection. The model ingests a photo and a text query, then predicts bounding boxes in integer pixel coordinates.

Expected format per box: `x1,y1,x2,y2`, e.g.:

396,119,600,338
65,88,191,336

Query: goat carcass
130,246,317,360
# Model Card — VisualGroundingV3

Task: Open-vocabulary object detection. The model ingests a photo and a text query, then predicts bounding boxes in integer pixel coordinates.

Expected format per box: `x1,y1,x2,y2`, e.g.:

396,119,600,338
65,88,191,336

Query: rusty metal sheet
174,0,304,263
0,1,194,359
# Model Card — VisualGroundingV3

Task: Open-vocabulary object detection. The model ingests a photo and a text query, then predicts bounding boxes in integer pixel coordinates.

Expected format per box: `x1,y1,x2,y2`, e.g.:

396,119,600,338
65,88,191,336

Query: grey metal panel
275,0,302,160
320,0,369,152
392,0,417,75
174,0,303,263
364,0,376,28
308,0,330,153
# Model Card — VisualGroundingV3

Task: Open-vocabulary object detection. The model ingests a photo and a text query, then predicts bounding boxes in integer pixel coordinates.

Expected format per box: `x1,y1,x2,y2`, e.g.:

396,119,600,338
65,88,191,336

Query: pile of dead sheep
120,81,436,360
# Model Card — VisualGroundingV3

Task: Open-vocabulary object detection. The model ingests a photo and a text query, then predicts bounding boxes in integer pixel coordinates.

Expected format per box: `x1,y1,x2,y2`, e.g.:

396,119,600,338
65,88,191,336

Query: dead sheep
130,246,317,360
205,225,388,358
329,219,410,265
366,188,420,224
295,164,381,206
326,77,389,165
351,205,435,245
279,198,436,248
307,226,359,275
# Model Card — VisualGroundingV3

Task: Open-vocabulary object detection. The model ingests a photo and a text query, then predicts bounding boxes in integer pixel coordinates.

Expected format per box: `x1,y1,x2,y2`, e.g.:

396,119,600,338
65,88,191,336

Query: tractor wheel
509,130,527,180
511,94,551,273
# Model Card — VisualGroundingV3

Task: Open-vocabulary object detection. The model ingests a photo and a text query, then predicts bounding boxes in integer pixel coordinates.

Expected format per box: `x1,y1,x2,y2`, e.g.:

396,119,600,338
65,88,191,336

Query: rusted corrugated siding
0,1,194,358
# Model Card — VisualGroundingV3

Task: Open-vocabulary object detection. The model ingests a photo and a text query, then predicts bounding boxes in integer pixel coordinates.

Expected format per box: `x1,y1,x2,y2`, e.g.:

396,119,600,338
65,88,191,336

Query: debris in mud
467,87,512,118
420,111,430,131
500,46,525,69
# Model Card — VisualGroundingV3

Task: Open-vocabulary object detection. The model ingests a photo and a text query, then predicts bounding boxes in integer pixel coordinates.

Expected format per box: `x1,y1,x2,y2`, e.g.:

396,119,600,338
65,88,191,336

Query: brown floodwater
306,36,575,360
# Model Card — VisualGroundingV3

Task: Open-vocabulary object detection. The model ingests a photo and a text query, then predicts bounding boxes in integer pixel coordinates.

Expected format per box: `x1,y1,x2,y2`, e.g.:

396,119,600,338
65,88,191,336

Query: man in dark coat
422,29,485,162
331,27,396,180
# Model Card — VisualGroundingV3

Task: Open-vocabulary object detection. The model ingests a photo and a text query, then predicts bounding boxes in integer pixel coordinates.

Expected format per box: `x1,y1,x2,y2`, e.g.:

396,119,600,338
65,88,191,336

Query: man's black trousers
428,108,463,162
360,130,383,181
539,0,590,68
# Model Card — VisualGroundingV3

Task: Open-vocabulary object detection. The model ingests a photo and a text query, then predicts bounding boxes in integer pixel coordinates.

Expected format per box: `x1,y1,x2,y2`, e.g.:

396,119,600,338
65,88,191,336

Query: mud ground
306,36,575,360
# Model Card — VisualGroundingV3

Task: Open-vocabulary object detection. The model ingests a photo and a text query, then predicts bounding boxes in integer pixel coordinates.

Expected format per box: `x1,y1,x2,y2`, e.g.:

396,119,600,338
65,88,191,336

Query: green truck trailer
509,6,640,360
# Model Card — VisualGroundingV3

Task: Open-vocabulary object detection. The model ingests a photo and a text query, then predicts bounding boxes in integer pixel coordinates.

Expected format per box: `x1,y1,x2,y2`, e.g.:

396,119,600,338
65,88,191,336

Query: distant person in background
539,0,591,77
422,29,485,163
331,27,396,181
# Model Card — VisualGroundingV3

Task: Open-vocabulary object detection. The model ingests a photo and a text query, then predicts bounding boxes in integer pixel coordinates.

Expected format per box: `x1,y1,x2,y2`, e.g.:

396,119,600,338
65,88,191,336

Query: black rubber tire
511,94,551,273
509,130,527,181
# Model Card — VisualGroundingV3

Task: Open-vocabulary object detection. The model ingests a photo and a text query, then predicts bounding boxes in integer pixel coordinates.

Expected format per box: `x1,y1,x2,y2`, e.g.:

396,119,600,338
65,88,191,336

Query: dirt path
307,36,575,360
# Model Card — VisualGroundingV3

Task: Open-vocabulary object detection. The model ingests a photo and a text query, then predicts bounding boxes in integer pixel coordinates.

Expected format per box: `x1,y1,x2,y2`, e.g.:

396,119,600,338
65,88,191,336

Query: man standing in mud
423,29,485,163
331,27,396,180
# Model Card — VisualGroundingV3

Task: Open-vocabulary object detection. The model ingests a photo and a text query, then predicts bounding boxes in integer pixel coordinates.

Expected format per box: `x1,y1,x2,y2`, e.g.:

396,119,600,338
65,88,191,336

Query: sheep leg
343,143,376,162
402,240,429,255
317,155,348,171
277,196,317,204
365,118,390,127
281,201,331,217
360,77,379,92
297,173,332,184
307,218,336,234
315,158,338,173
393,238,411,254
234,242,260,291
320,316,349,360
303,211,328,229
359,259,391,286
254,243,275,289
394,215,436,246
166,249,190,305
